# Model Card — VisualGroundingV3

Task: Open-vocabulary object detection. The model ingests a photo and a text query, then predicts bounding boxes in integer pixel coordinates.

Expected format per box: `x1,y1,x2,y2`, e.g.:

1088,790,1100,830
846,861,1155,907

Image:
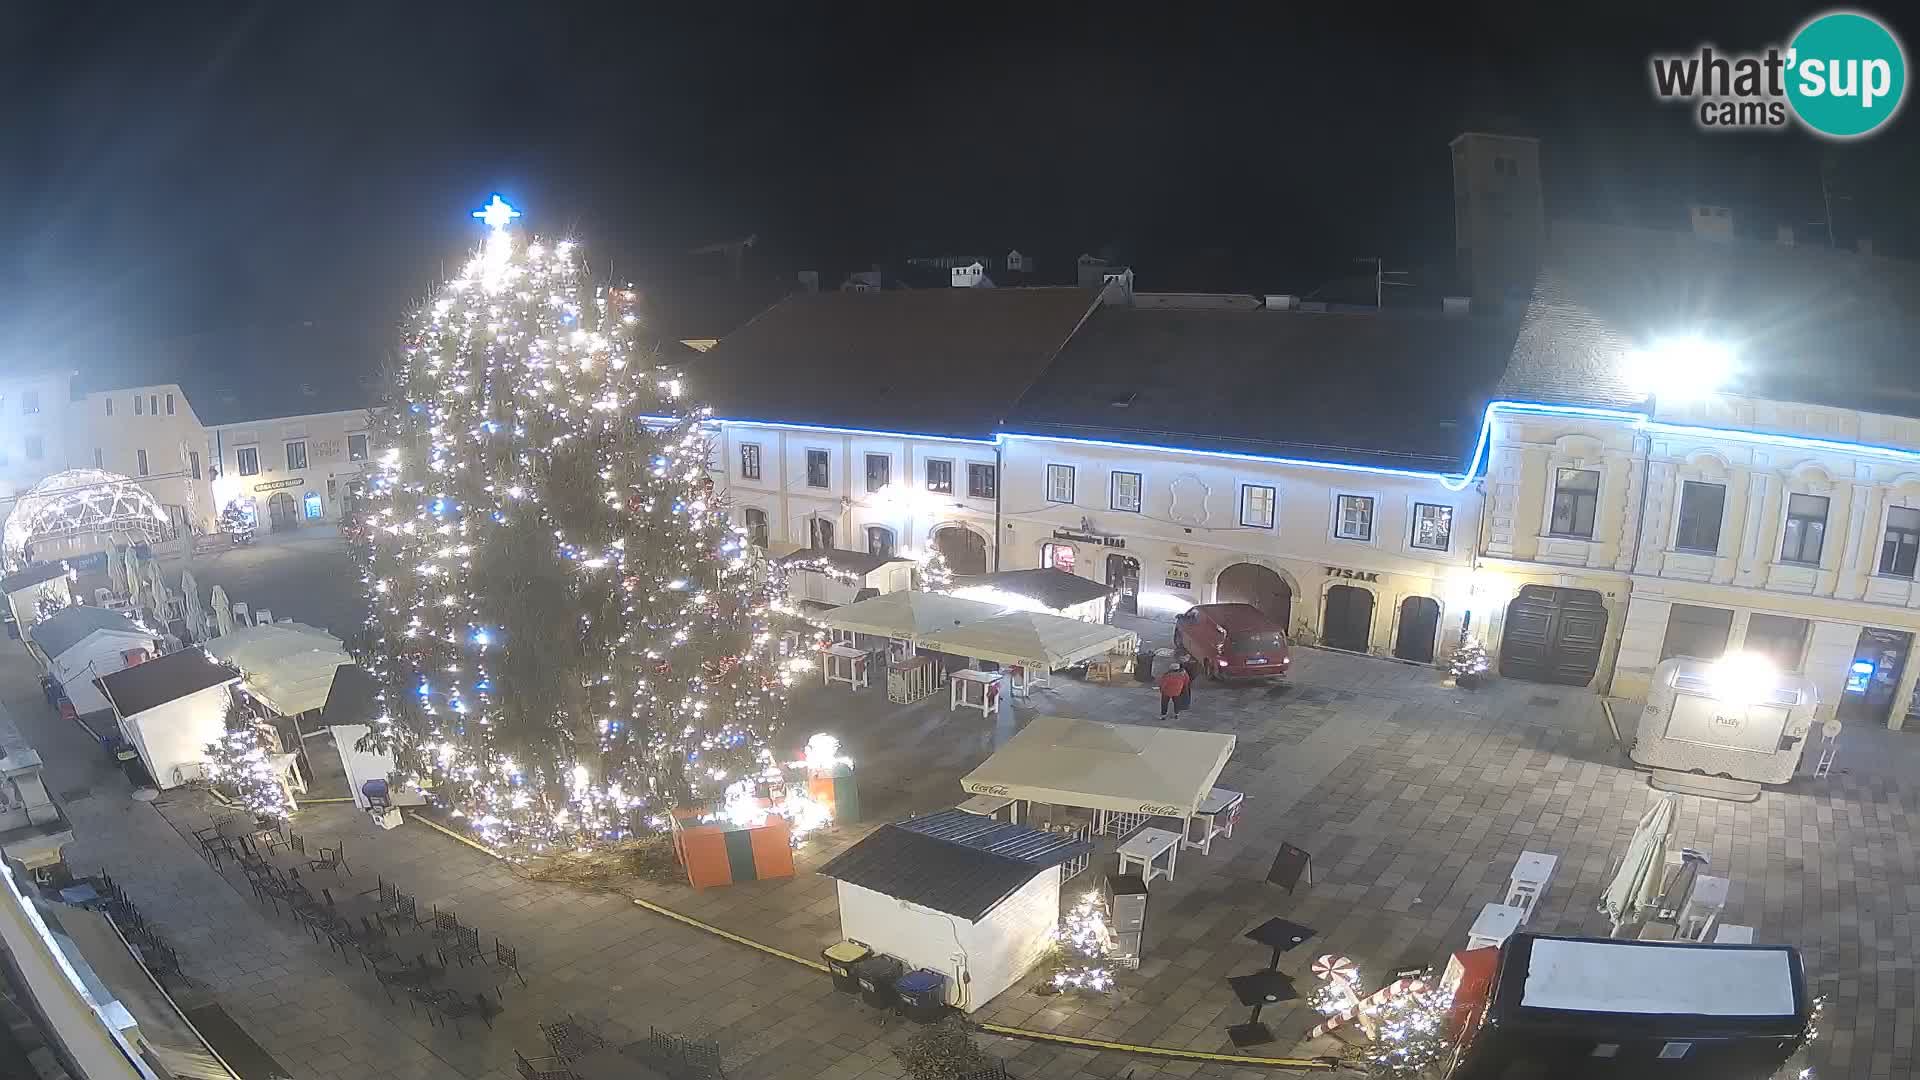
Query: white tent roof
959,716,1235,818
918,611,1136,669
204,623,351,716
813,591,1005,640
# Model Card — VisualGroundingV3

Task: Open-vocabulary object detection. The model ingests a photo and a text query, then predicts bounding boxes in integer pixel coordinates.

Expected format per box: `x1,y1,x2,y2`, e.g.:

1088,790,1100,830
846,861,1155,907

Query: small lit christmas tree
33,591,70,624
1448,637,1491,686
203,696,294,822
1356,984,1456,1078
915,546,954,593
351,196,792,849
1050,891,1115,992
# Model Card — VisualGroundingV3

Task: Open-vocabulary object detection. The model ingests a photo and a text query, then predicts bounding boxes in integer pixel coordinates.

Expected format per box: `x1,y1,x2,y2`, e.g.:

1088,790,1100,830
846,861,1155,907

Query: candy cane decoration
1313,953,1358,985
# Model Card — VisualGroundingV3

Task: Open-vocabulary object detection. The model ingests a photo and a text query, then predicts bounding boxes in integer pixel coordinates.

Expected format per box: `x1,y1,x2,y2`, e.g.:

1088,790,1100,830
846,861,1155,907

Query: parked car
1175,603,1292,680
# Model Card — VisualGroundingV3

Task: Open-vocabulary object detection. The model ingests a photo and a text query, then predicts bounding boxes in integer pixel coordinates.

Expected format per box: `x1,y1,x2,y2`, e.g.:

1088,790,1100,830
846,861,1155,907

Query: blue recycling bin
893,968,949,1022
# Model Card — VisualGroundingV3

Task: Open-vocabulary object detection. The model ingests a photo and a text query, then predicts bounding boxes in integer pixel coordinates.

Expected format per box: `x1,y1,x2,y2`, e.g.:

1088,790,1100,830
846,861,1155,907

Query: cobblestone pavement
8,565,1915,1078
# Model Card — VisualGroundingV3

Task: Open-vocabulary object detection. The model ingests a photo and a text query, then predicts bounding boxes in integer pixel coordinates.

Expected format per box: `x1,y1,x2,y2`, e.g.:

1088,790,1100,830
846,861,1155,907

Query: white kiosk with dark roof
96,649,243,790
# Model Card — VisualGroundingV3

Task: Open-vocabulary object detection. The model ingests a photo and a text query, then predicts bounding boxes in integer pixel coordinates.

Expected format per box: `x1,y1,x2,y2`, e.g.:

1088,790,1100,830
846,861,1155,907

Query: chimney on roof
1777,224,1796,247
1689,204,1734,242
1449,132,1544,314
1100,268,1135,306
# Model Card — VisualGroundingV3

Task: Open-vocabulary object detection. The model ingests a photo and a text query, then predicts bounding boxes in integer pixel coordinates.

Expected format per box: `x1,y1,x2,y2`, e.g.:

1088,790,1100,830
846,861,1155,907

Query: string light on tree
349,195,792,850
1050,891,1115,993
203,693,295,823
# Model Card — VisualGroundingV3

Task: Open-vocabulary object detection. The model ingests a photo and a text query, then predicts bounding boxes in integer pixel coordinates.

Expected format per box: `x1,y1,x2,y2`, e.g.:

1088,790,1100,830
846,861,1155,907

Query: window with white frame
805,449,830,489
1240,484,1275,529
926,458,953,494
1110,471,1142,512
867,526,896,557
237,447,259,476
1548,468,1600,538
286,440,308,471
742,507,768,547
967,462,996,499
1411,502,1452,550
1046,464,1075,504
865,453,890,493
739,443,762,480
136,448,148,475
104,397,113,417
1780,493,1829,564
1040,542,1075,572
808,516,835,549
348,433,369,462
1881,507,1920,578
1335,494,1374,541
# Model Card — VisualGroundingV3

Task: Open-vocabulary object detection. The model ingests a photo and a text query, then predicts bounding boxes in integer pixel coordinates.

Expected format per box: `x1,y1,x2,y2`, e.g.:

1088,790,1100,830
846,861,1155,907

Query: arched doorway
1216,562,1292,629
1499,586,1608,686
1322,585,1374,652
934,526,988,575
1394,596,1441,663
1106,554,1140,616
267,491,299,532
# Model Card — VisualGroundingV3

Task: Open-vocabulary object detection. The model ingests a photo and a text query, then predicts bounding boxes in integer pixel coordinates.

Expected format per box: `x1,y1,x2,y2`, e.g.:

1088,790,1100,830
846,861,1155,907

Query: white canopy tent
813,591,1004,647
959,716,1234,820
204,623,352,717
919,611,1136,690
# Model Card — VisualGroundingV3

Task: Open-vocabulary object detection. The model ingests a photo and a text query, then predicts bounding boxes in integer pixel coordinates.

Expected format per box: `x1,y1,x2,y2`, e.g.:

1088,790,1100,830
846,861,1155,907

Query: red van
1175,603,1292,680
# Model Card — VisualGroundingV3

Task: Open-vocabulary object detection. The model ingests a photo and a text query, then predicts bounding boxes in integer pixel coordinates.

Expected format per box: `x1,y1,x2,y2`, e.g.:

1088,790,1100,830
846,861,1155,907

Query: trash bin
1135,649,1157,683
893,969,949,1022
854,954,904,1009
822,940,871,995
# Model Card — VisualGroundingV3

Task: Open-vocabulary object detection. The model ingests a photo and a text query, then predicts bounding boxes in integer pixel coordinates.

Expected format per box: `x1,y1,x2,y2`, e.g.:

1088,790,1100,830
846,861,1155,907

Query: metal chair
541,1015,605,1062
384,894,419,931
494,938,527,987
308,841,349,877
516,1051,577,1080
443,924,483,967
435,991,498,1036
431,907,460,942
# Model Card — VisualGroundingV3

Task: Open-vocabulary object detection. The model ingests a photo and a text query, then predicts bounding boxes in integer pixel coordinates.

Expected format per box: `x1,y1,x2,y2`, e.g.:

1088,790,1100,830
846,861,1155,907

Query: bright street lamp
1622,336,1736,402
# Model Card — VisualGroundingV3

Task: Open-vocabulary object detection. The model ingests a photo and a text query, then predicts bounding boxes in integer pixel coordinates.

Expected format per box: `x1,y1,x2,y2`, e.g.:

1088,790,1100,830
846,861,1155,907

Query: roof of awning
959,715,1234,818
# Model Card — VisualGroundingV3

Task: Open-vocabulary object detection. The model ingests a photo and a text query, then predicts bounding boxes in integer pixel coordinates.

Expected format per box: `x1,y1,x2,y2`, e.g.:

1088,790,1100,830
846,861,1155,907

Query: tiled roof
689,288,1096,440
96,649,240,717
819,810,1089,922
1005,305,1521,473
1499,222,1920,416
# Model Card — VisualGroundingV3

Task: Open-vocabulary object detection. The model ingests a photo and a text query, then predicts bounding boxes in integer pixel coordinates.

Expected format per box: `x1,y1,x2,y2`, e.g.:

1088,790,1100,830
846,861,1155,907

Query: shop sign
1164,563,1193,590
254,477,305,492
1052,528,1124,548
1324,565,1379,582
963,782,1011,797
1137,802,1184,816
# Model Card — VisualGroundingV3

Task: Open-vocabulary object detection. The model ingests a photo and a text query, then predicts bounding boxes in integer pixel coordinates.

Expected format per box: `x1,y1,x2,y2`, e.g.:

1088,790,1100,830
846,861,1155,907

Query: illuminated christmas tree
204,697,295,822
351,196,793,849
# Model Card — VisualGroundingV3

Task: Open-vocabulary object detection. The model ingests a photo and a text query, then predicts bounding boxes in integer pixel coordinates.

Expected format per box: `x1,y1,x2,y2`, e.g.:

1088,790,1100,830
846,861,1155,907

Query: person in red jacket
1158,664,1190,718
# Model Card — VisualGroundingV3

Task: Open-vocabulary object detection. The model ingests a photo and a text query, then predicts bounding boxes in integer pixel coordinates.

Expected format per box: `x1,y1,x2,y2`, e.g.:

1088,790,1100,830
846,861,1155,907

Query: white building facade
0,371,74,504
74,382,216,536
207,408,376,531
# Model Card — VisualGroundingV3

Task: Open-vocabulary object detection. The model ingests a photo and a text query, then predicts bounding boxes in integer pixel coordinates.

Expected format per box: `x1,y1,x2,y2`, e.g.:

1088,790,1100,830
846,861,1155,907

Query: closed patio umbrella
1601,793,1677,936
211,585,233,637
180,569,204,641
121,545,141,602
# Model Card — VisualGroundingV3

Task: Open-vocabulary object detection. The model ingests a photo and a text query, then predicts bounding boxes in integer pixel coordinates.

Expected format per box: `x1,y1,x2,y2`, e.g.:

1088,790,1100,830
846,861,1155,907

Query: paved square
8,594,1906,1077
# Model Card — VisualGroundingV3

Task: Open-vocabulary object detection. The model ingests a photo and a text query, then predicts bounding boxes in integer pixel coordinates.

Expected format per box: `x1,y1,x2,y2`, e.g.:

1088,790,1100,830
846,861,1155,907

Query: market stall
819,808,1091,1012
918,611,1137,693
0,562,73,637
959,716,1235,840
951,568,1114,624
204,622,351,718
95,648,243,789
318,663,426,818
776,549,915,611
811,590,1003,654
29,607,158,716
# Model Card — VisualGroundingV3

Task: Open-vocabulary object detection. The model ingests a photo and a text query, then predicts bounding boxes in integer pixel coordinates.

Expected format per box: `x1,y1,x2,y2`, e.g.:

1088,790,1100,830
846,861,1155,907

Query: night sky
3,1,1913,384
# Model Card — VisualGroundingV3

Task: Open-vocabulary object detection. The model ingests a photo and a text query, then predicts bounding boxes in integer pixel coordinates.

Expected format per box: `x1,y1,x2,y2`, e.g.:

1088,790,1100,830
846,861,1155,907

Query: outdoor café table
1116,827,1183,885
822,644,870,690
949,668,1003,717
568,1047,669,1080
1183,787,1244,854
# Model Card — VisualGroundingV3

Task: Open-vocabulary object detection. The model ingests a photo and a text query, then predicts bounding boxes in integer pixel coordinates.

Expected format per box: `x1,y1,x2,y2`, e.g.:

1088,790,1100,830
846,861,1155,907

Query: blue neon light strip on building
647,400,1920,491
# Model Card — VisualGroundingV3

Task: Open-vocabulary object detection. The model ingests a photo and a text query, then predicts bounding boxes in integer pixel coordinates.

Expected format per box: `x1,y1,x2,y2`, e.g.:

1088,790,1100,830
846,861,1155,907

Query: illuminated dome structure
2,469,170,570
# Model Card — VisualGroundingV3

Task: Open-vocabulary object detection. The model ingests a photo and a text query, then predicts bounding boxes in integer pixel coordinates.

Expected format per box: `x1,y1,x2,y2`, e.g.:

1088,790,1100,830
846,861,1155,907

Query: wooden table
822,645,870,690
1467,902,1524,951
1184,787,1244,854
949,669,1002,717
1116,827,1183,885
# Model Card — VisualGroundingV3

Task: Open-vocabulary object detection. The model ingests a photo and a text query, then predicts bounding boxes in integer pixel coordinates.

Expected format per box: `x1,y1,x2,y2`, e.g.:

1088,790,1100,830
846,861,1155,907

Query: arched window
302,492,324,520
742,507,769,548
866,526,896,557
